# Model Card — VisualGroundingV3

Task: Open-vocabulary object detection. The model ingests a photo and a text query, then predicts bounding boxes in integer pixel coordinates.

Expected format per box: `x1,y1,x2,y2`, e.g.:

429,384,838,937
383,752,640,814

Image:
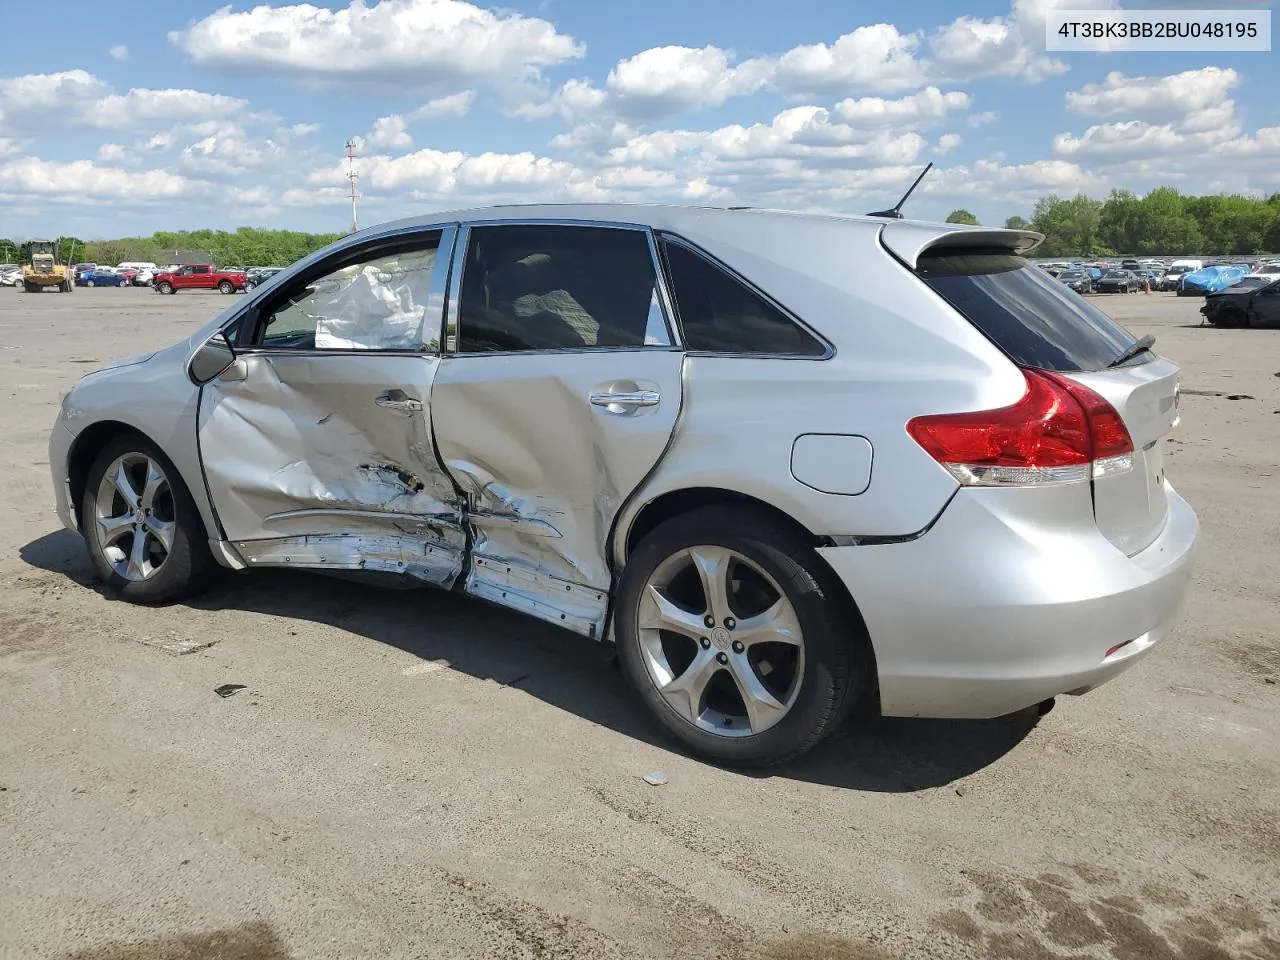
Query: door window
658,237,827,357
455,225,672,353
250,236,442,351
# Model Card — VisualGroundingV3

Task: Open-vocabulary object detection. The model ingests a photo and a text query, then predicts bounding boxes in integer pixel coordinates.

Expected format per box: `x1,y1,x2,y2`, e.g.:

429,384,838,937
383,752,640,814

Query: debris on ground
138,634,218,656
214,684,247,698
643,771,667,786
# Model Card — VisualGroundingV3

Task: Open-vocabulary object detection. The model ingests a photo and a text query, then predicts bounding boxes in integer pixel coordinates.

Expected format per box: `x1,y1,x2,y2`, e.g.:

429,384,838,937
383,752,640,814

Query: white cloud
1065,67,1239,120
831,87,970,128
968,111,999,127
0,156,189,201
411,90,475,121
0,70,247,134
109,45,129,62
603,45,771,118
368,114,413,150
0,138,28,157
1054,121,1186,159
290,123,321,137
97,143,126,161
936,134,962,154
773,24,926,95
170,0,584,94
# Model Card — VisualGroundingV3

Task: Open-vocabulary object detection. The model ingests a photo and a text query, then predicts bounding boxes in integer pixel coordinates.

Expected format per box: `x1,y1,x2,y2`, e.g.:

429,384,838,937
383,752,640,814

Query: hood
80,350,158,379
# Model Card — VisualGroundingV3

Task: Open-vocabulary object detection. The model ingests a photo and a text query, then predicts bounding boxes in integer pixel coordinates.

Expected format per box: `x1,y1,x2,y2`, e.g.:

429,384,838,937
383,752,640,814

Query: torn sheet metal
198,353,465,587
236,532,464,586
430,351,684,633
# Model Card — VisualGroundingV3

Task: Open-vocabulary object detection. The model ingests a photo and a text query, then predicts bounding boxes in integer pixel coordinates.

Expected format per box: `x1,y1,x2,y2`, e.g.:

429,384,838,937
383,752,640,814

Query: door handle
589,390,660,409
375,390,423,413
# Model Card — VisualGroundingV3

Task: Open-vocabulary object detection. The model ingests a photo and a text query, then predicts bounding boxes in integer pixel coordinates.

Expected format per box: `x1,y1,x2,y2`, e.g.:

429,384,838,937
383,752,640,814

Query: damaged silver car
49,205,1198,766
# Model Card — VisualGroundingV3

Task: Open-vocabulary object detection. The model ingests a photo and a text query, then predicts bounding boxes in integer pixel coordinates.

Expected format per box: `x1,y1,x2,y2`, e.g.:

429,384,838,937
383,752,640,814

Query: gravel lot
1,287,1277,960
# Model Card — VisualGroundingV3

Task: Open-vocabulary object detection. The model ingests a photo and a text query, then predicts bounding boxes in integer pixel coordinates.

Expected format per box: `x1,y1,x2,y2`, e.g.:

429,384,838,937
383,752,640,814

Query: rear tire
615,506,866,767
80,435,215,604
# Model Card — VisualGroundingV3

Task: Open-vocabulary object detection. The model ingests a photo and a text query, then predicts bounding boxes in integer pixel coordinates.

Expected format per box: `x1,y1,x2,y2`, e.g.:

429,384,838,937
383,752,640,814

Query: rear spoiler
879,221,1045,269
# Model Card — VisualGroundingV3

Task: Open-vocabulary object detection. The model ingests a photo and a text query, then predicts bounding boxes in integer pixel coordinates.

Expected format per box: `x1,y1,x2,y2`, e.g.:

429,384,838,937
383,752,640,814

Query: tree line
945,188,1280,258
0,228,344,268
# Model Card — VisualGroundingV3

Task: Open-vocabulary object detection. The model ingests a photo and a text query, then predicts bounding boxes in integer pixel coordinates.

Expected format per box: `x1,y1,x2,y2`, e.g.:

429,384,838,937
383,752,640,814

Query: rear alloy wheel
218,280,234,294
616,507,864,767
81,437,213,603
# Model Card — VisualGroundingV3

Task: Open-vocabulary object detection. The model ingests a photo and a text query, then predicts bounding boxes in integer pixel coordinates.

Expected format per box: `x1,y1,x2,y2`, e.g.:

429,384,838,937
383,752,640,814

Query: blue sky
0,0,1276,238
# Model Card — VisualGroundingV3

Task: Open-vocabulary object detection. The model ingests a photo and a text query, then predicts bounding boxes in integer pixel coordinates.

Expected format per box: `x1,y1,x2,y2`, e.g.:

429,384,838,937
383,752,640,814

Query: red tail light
906,368,1134,486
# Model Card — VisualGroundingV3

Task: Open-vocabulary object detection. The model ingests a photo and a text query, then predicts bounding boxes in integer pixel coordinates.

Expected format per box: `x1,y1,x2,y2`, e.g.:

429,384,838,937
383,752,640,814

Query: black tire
157,281,174,295
218,280,234,294
1214,307,1248,328
80,435,215,604
23,282,37,293
615,506,866,767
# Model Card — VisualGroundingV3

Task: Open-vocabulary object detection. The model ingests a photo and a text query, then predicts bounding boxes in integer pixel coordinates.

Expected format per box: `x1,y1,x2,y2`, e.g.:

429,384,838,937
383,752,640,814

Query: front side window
658,238,827,357
252,235,441,351
456,225,671,353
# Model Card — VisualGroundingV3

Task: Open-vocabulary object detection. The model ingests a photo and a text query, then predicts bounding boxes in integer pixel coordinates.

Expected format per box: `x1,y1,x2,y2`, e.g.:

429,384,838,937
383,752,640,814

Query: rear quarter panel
616,214,1025,551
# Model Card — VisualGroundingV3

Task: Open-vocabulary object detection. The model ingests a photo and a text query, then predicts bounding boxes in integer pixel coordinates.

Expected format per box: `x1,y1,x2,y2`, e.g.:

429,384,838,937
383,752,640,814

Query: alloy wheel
93,453,176,581
636,546,805,737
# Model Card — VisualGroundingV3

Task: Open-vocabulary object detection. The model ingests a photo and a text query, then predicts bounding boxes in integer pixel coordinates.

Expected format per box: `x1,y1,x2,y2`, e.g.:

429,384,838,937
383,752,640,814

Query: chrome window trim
444,218,680,357
228,224,457,357
655,231,835,361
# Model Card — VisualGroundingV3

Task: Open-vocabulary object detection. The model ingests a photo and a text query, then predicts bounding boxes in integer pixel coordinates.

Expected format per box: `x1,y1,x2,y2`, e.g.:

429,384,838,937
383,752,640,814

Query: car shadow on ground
20,529,1040,794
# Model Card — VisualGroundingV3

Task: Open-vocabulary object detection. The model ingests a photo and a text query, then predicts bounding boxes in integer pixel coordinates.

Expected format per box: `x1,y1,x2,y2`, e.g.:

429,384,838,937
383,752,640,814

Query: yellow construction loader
22,240,73,293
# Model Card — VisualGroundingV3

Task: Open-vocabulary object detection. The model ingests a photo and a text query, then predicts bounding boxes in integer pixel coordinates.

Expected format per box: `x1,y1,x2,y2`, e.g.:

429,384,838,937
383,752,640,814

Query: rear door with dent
197,227,467,584
429,222,684,639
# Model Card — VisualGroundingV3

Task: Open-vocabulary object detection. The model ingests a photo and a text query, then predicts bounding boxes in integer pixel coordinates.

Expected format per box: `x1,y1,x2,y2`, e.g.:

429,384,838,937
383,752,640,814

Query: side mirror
188,331,237,385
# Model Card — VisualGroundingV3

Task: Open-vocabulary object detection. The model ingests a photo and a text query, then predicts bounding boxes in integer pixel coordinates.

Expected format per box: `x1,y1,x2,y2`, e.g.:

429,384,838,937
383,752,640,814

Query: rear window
917,250,1141,372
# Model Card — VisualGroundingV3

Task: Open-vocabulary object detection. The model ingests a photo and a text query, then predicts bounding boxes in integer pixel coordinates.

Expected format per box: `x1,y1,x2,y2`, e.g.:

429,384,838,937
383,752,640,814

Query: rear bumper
818,483,1198,719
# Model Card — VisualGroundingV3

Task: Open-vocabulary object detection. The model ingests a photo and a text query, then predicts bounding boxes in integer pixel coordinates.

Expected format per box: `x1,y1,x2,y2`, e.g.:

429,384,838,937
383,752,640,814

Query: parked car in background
1120,259,1141,271
75,266,131,288
1094,270,1140,293
1,265,24,288
72,263,97,282
151,264,246,295
1200,277,1280,327
244,266,286,290
1160,260,1203,291
1248,261,1280,279
1178,264,1249,296
47,204,1197,766
1057,269,1093,294
133,268,156,286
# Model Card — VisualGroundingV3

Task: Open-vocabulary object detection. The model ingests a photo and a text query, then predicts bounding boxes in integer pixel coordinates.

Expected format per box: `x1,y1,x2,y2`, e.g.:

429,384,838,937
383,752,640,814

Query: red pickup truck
152,264,246,295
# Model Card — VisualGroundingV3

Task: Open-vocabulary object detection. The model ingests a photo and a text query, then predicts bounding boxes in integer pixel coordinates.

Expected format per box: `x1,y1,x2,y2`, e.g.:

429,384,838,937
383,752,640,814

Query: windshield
1104,271,1126,278
31,242,54,255
1059,271,1084,279
917,250,1141,372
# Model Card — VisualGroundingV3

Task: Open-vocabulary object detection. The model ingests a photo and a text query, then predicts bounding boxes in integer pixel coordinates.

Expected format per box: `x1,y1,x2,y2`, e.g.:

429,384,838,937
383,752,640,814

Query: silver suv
48,205,1197,766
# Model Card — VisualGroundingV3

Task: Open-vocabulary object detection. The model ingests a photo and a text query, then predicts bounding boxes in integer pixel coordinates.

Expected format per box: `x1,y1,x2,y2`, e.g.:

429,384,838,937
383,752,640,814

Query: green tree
945,209,980,225
1030,194,1104,257
1004,215,1030,230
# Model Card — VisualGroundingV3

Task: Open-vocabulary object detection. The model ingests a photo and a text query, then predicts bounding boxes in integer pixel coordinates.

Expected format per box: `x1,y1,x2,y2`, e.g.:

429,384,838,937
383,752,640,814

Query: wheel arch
614,486,880,709
66,421,211,541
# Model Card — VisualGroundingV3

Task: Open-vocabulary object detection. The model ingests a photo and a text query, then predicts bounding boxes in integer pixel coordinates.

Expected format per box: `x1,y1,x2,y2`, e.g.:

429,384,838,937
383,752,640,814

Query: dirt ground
0,286,1277,960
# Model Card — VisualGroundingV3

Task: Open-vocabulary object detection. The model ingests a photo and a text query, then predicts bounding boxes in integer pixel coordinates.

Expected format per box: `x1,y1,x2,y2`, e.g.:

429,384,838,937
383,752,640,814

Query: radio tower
345,138,360,233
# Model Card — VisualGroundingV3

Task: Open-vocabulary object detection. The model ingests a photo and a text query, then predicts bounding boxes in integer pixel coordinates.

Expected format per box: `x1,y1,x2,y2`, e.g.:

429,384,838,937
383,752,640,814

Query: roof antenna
866,162,933,219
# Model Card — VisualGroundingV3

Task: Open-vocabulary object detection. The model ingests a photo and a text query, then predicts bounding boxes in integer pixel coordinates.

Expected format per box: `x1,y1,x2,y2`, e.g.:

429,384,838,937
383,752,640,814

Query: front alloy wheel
93,453,176,582
82,437,214,603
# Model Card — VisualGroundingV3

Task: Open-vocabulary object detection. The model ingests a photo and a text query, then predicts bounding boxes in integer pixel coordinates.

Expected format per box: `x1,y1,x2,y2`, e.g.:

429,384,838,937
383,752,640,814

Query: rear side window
918,251,1141,372
660,238,827,357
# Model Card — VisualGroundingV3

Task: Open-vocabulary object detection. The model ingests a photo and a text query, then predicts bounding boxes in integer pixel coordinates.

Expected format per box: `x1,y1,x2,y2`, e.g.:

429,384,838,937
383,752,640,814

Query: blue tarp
1180,264,1248,294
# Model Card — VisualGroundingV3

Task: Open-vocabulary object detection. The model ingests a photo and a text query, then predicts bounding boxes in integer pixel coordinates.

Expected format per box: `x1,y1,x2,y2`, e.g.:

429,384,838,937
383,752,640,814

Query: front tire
615,507,865,767
157,281,174,295
218,280,234,294
80,436,214,604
